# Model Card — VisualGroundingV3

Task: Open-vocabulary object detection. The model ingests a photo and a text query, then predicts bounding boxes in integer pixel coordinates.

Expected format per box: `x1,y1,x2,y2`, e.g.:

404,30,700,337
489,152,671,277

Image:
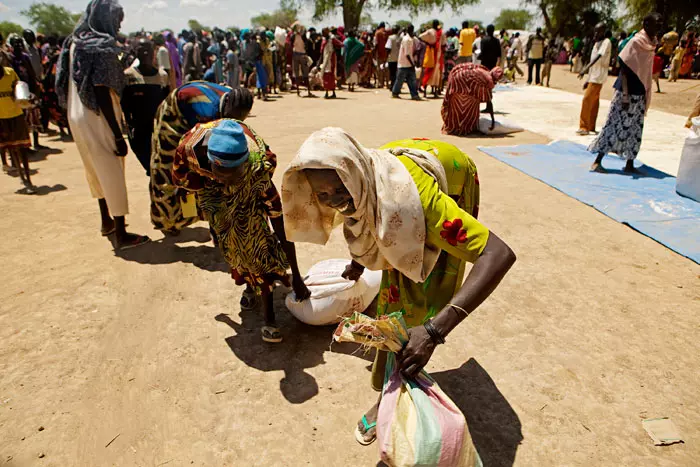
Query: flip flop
354,415,377,446
261,326,282,343
118,235,151,251
240,291,258,311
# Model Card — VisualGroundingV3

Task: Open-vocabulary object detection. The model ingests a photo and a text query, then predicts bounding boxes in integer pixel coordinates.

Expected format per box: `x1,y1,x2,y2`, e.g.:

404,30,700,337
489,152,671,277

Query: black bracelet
423,319,445,345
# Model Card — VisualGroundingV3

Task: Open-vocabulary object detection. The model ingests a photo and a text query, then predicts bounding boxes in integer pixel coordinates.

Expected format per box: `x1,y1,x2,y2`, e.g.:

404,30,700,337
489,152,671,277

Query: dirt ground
519,64,698,117
1,86,699,467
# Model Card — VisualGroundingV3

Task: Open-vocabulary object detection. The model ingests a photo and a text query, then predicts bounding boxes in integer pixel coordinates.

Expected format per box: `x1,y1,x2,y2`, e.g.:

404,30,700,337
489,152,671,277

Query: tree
393,20,413,31
0,21,24,39
307,0,480,33
493,8,534,30
188,19,206,33
21,2,80,36
624,0,699,33
522,0,616,36
251,0,298,30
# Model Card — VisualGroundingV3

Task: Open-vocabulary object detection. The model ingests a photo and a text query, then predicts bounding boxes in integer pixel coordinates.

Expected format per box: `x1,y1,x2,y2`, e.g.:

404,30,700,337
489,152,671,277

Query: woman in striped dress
441,62,503,135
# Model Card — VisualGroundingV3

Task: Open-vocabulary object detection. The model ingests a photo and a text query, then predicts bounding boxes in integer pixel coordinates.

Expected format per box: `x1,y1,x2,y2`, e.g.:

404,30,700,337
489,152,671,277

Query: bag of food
334,313,481,467
285,259,382,326
676,117,700,202
478,117,524,135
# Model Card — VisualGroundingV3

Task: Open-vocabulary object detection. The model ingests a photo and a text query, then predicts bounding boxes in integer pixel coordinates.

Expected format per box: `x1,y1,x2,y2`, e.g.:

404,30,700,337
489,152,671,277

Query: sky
1,0,540,34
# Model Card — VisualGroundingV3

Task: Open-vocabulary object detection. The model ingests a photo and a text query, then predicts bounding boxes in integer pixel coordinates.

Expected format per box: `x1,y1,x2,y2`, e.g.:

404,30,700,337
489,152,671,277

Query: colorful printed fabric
378,139,485,328
441,63,496,136
588,91,646,161
333,312,482,467
173,119,289,294
150,81,230,232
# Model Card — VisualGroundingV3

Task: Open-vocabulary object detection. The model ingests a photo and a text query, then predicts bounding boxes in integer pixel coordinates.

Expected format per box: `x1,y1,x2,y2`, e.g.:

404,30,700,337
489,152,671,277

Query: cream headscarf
282,127,448,283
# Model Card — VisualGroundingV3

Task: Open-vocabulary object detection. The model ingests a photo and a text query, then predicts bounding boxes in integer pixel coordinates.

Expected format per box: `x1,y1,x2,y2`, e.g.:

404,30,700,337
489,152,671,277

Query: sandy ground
1,86,699,467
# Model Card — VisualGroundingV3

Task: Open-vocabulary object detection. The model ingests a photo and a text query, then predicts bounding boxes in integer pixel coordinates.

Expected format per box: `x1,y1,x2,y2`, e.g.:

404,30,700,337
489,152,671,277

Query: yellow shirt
0,67,23,120
459,28,476,57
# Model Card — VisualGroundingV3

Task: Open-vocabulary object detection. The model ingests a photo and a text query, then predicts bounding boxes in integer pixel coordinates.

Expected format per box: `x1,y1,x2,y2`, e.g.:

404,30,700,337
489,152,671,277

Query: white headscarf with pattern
282,127,447,283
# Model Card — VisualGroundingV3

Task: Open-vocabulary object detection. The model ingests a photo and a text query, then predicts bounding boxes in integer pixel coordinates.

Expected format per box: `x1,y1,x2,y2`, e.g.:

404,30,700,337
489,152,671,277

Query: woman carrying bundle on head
281,128,516,446
172,119,310,343
150,84,253,236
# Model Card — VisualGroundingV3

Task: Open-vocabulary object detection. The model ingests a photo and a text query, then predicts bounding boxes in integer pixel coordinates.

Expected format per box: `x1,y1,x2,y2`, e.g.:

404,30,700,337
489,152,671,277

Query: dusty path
1,88,699,467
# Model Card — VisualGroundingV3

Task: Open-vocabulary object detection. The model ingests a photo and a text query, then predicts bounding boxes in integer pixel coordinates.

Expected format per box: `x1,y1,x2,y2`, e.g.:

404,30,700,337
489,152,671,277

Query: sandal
261,326,283,343
101,225,116,237
118,235,151,251
240,291,258,311
354,415,377,446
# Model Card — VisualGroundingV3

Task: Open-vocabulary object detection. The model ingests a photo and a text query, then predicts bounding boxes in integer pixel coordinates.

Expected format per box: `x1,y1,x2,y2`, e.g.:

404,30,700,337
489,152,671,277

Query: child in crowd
541,39,558,87
652,52,663,93
668,40,686,82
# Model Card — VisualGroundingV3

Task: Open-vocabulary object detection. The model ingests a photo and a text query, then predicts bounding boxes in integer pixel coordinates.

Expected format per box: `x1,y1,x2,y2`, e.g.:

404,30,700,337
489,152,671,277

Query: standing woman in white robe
56,0,150,250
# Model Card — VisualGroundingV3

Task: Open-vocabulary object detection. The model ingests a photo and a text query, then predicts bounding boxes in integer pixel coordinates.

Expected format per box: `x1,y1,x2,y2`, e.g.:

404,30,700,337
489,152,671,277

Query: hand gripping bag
334,313,482,467
285,259,382,326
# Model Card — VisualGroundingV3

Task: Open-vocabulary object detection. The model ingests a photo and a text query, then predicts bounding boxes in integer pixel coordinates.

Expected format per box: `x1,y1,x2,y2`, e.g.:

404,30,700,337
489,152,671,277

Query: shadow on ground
598,164,673,180
28,147,64,162
114,226,229,273
217,287,373,404
15,184,67,196
433,358,522,467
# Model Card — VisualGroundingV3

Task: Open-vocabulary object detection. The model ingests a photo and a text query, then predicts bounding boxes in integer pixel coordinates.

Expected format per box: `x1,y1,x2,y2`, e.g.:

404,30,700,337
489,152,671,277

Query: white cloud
179,0,213,6
144,0,168,9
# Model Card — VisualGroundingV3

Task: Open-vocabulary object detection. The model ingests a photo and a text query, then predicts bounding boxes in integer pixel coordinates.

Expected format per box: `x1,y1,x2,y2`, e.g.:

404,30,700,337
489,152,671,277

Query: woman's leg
591,152,605,172
18,148,33,187
98,198,115,234
527,59,534,84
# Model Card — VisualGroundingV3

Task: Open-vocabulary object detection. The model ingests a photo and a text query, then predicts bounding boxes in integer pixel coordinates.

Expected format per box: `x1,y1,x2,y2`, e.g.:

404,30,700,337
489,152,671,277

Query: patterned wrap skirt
588,91,646,160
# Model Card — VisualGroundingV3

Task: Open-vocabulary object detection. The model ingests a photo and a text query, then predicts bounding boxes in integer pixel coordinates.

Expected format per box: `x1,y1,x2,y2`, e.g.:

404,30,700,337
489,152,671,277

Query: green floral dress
371,139,488,389
378,138,487,327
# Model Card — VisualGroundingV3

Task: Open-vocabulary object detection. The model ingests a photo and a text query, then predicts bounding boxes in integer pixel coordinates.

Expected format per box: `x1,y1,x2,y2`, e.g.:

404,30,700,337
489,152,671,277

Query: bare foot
622,164,642,174
356,401,379,445
590,162,606,173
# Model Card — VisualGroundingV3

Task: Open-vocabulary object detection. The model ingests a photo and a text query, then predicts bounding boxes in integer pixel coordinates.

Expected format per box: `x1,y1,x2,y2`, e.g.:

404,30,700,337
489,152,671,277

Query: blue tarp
478,140,699,264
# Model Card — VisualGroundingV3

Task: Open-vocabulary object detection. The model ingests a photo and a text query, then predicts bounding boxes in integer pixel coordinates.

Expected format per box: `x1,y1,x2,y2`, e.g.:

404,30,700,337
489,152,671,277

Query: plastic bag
676,116,700,202
285,259,382,326
334,313,481,467
379,353,481,467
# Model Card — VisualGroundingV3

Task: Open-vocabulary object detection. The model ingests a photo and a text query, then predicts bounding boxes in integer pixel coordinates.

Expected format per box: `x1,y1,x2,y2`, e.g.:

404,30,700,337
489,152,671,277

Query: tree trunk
342,0,365,32
539,2,553,33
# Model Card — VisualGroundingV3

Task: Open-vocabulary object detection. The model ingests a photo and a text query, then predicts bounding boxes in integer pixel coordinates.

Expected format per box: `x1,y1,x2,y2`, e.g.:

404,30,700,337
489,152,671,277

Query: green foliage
307,0,479,32
462,19,484,30
393,20,413,31
188,19,206,33
493,8,534,30
0,21,24,39
20,2,80,36
523,0,618,36
251,0,298,29
624,0,699,32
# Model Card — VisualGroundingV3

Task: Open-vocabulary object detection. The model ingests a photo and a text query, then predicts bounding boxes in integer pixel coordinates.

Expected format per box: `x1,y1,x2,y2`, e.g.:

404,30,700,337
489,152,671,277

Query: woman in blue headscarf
56,0,150,250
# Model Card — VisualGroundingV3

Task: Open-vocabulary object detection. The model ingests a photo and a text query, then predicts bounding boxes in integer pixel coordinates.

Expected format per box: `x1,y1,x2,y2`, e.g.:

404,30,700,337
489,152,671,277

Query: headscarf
344,36,364,71
282,128,448,283
56,0,125,113
619,29,656,112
